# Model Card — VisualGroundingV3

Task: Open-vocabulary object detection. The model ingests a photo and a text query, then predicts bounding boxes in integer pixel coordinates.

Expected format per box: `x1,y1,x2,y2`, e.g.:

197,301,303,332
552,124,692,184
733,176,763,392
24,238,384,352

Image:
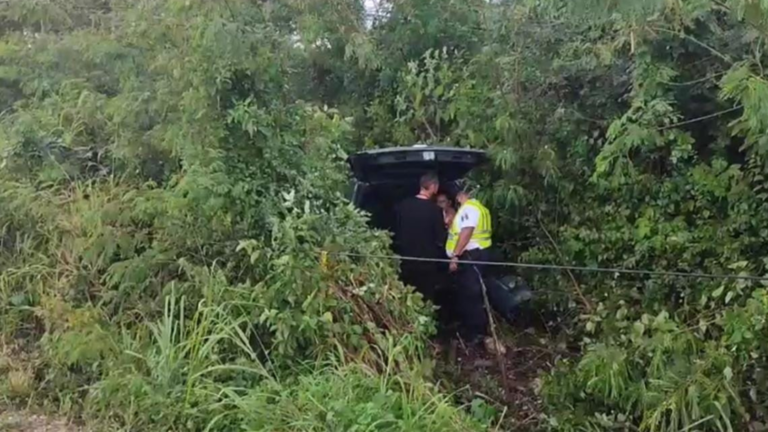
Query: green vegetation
3,0,768,430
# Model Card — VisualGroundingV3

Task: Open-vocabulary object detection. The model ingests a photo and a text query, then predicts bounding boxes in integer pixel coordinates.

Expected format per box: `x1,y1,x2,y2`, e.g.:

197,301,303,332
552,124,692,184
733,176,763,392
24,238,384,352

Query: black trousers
451,248,493,341
401,261,444,303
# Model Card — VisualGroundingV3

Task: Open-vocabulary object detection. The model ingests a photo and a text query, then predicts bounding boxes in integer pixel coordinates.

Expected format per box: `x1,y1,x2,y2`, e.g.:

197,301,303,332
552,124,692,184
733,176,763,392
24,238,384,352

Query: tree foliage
5,0,768,431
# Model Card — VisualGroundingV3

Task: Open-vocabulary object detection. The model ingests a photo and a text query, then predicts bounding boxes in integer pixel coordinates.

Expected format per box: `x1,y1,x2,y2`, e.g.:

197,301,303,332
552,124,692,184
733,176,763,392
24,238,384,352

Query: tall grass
72,284,481,431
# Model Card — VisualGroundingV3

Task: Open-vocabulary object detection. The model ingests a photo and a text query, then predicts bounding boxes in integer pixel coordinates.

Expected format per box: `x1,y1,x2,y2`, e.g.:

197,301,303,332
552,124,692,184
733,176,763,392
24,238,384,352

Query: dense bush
6,0,768,431
0,1,453,430
346,1,768,429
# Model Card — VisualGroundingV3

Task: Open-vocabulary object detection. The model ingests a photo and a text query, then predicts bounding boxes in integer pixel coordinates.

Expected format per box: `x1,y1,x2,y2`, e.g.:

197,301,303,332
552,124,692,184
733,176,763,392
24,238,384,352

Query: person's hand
449,256,459,273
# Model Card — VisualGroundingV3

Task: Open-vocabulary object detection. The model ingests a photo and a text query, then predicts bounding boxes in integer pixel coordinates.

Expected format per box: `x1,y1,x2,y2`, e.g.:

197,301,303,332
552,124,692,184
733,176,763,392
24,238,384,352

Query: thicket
3,0,768,431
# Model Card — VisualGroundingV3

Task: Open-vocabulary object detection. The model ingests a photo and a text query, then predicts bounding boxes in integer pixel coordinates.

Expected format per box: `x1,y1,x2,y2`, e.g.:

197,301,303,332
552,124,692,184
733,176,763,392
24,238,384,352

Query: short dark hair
419,172,439,190
454,180,473,196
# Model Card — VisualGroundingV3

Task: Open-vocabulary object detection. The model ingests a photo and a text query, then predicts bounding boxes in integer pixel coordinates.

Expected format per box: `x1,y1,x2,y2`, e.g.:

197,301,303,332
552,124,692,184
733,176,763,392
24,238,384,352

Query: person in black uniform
393,172,447,302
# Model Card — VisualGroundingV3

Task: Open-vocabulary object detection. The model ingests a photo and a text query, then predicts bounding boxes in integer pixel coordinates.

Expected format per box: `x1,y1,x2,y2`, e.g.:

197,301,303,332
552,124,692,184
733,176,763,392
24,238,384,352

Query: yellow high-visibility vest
446,199,492,254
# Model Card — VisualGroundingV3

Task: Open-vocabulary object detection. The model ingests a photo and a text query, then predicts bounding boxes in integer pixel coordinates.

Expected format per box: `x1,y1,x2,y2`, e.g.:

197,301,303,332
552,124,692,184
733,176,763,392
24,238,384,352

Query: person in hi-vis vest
445,186,500,351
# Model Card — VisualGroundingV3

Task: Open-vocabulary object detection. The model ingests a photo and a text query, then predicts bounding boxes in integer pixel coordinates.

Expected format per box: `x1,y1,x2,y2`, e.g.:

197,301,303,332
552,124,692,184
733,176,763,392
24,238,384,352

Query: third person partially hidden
436,193,456,229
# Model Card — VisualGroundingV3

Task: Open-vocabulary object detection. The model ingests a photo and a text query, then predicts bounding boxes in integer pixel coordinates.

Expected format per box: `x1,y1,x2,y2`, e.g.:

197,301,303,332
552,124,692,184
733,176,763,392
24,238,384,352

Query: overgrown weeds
0,1,475,430
7,0,768,431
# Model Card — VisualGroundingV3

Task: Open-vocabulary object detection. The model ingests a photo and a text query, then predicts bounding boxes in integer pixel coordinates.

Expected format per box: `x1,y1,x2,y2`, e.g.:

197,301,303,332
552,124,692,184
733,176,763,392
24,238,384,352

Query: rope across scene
330,252,768,283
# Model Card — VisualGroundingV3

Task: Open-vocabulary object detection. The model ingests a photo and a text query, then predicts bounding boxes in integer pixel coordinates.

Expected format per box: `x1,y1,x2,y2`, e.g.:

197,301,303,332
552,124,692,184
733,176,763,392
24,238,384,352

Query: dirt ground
0,410,83,432
435,316,572,431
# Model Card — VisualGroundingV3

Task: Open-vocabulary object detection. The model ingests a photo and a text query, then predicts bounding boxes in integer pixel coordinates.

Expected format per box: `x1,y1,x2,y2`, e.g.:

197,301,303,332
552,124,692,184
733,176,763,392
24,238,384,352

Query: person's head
455,190,470,205
419,172,439,197
436,193,451,210
454,181,478,205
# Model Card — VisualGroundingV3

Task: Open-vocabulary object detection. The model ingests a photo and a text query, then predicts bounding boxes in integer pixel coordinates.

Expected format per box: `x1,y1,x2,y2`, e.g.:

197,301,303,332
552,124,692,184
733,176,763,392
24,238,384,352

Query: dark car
348,145,487,233
347,145,532,323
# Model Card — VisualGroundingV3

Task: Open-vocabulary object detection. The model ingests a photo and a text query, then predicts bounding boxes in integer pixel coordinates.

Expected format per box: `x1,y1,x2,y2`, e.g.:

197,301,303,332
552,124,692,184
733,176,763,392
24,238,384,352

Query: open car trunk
347,146,533,324
348,146,487,233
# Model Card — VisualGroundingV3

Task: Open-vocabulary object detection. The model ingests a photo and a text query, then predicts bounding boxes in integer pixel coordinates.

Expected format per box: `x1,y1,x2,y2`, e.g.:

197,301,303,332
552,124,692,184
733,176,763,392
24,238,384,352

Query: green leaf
9,294,26,307
632,322,645,339
724,366,733,381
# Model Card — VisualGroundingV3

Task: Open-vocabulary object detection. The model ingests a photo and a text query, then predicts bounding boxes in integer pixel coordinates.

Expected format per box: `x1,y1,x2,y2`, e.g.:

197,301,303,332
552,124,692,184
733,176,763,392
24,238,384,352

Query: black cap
453,179,476,196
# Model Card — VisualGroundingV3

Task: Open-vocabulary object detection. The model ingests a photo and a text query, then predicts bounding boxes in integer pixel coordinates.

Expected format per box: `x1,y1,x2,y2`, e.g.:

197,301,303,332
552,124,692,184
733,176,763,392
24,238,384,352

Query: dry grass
0,410,84,432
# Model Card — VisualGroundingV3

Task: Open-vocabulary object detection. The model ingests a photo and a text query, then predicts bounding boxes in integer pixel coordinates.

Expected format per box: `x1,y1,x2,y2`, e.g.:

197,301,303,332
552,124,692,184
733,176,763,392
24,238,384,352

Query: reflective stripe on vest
446,199,492,253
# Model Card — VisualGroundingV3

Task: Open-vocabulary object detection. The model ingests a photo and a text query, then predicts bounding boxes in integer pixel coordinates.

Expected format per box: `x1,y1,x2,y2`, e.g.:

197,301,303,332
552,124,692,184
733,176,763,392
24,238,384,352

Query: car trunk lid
348,146,488,184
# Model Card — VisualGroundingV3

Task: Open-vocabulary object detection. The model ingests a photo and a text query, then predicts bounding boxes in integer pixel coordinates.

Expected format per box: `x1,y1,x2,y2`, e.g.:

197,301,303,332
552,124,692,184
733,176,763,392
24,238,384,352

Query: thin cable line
660,70,728,87
657,106,743,131
329,252,768,282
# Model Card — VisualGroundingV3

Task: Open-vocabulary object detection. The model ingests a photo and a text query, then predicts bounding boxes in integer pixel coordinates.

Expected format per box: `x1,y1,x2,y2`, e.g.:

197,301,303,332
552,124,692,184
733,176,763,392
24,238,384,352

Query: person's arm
444,208,455,227
392,202,403,254
434,206,447,249
452,227,474,257
449,206,479,271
